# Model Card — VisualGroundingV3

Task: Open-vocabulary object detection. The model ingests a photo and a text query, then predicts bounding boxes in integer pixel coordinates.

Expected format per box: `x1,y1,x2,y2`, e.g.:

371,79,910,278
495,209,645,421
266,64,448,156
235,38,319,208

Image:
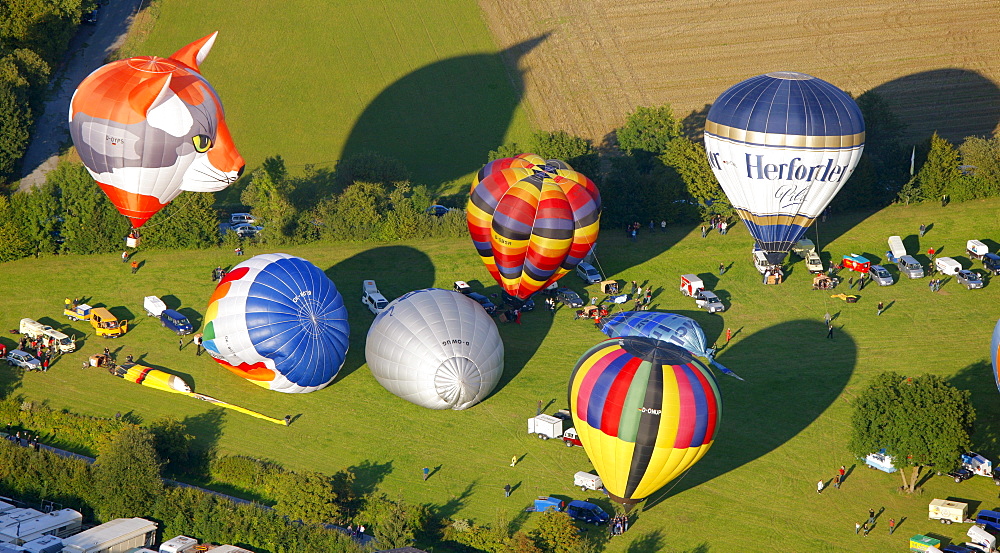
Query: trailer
0,508,81,545
967,240,989,260
528,414,568,440
928,498,971,524
574,471,604,492
842,254,871,273
60,518,156,553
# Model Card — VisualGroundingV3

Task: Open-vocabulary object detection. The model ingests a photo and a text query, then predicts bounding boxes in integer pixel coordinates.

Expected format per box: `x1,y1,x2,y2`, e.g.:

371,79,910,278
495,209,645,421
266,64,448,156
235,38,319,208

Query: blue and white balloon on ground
704,72,865,264
366,288,504,410
601,311,742,380
203,253,350,393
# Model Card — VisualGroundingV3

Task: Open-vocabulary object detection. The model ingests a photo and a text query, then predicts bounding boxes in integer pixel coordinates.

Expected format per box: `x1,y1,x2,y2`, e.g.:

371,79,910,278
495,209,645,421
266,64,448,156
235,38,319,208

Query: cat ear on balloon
171,31,218,72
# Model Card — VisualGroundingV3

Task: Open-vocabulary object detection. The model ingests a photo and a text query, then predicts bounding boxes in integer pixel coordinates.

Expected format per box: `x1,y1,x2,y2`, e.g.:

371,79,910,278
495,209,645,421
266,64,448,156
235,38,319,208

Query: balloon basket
126,237,139,248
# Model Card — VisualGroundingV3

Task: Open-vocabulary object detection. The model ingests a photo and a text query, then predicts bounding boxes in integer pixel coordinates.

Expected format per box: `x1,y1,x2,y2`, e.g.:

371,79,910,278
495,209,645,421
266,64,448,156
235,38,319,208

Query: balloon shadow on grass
869,69,1000,145
949,360,1000,460
644,320,856,509
341,35,547,190
325,246,435,380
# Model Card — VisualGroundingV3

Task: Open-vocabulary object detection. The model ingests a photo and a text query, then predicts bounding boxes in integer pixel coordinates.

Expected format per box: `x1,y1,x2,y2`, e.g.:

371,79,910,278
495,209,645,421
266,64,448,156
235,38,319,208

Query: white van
935,256,963,276
229,213,255,226
19,318,75,352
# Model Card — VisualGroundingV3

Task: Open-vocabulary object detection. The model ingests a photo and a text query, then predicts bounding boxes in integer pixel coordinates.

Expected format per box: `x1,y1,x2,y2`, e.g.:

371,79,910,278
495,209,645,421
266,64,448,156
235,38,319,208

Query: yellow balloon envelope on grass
569,337,722,508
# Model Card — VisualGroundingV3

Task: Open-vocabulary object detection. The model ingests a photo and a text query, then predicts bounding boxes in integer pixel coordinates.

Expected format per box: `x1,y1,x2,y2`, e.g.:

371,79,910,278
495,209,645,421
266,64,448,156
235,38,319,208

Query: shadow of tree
428,481,476,523
646,320,856,509
347,459,394,499
341,35,548,190
325,246,435,380
180,408,227,477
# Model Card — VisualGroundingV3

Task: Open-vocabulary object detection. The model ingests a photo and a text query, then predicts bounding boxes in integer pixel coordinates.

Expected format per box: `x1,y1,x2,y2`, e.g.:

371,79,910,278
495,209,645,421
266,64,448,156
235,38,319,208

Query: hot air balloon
992,319,1000,393
601,311,742,380
569,337,722,508
69,32,245,240
203,254,349,393
704,72,865,265
366,288,504,410
467,153,601,299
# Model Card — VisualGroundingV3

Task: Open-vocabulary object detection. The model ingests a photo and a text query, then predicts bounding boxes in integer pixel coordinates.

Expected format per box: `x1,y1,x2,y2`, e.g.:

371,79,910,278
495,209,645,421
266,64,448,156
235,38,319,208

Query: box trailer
61,518,156,553
158,535,198,553
0,508,81,545
528,414,568,440
20,535,61,553
928,498,969,524
967,240,989,260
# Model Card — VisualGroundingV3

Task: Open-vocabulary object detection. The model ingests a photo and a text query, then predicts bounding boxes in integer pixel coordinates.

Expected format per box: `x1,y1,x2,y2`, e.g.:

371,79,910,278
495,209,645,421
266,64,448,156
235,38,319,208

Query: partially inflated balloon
69,32,244,229
601,311,742,379
704,72,864,264
992,319,1000,393
468,153,601,299
366,289,504,410
569,338,722,507
203,254,349,393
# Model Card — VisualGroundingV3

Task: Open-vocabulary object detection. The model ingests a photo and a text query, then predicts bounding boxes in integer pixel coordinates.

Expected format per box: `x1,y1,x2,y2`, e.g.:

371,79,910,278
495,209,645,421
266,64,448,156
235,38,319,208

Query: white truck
361,280,389,315
887,235,924,279
527,411,582,447
18,318,75,353
791,238,824,273
574,471,604,492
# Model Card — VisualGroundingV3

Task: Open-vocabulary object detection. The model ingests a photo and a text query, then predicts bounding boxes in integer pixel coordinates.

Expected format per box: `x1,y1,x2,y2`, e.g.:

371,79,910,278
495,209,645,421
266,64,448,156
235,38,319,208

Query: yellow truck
64,299,128,337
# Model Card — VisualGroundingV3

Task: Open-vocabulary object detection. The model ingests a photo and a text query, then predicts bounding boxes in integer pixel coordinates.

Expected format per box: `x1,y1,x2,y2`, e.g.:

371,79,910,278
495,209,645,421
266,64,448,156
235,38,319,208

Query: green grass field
133,0,534,194
2,198,1000,551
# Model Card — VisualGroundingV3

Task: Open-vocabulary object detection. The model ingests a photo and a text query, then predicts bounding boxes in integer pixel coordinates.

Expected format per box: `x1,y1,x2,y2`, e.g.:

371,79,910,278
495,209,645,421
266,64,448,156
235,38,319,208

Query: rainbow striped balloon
569,337,722,506
467,153,601,299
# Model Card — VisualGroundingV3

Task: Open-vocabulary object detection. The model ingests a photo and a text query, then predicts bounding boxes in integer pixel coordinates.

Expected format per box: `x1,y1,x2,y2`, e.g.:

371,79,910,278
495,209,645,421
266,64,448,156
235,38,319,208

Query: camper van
18,319,75,353
935,257,963,276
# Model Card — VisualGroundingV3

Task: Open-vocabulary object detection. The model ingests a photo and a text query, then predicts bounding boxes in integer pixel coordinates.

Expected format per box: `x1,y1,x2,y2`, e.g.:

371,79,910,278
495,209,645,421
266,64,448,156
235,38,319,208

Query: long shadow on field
645,319,856,509
341,35,547,190
949,360,1000,460
325,246,434,380
870,69,1000,145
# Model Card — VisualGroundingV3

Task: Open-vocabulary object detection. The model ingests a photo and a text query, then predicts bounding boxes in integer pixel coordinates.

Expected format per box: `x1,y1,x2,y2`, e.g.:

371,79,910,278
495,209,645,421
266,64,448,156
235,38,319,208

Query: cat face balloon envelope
69,32,244,228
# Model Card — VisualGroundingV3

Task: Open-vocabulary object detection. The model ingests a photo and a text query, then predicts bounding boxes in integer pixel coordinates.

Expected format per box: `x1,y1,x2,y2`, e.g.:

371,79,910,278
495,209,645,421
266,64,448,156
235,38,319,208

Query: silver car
6,350,41,371
695,291,725,313
869,265,894,286
957,270,984,290
576,262,601,284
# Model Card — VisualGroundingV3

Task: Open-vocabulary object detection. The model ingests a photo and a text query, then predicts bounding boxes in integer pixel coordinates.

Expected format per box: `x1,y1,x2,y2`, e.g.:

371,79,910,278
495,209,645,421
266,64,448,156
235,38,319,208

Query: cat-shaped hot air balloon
69,32,244,232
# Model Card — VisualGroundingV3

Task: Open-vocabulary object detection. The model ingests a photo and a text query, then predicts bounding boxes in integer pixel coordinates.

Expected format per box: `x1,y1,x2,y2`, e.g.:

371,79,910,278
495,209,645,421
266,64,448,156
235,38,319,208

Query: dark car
425,205,450,217
160,309,193,335
555,288,584,308
943,546,981,553
467,292,497,315
565,500,609,525
501,291,534,312
948,467,974,483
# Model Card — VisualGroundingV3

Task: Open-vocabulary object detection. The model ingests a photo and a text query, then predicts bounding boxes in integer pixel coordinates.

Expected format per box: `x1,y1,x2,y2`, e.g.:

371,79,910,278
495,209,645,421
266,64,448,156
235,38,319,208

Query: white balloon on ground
365,288,504,410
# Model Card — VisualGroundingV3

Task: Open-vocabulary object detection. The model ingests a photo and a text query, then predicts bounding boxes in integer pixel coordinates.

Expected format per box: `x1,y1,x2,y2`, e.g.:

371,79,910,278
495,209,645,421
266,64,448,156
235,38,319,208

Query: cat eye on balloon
192,134,213,153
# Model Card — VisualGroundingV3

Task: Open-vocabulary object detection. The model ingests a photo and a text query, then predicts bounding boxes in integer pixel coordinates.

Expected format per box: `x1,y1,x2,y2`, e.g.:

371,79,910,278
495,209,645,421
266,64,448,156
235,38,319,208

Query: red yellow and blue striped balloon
467,153,601,299
569,337,722,507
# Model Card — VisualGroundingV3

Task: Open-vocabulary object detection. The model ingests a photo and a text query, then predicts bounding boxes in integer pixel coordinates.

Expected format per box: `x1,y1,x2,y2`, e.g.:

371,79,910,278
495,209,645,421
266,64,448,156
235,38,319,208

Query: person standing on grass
855,521,861,535
510,455,517,467
827,324,834,339
817,480,824,493
423,467,430,481
131,260,139,274
839,465,846,483
863,523,870,537
868,508,875,525
888,518,895,535
877,301,884,316
504,483,511,497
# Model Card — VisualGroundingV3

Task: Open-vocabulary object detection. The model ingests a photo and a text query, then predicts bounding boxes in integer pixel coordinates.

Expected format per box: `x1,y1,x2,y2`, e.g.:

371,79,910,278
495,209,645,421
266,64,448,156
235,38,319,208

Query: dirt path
17,0,145,191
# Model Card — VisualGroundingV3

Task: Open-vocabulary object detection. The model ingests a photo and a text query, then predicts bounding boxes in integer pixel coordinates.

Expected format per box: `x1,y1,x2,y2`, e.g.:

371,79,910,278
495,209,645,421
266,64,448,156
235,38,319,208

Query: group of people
855,507,894,537
211,266,228,282
344,524,365,541
4,426,41,451
16,334,59,371
929,278,944,292
608,513,630,537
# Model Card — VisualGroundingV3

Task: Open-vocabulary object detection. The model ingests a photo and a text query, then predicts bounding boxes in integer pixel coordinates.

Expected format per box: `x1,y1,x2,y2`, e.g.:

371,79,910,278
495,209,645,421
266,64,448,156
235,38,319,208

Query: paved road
18,0,146,191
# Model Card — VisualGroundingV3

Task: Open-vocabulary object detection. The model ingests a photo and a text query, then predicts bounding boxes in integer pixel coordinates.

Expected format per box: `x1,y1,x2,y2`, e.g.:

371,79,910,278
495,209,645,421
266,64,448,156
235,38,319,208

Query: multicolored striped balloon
569,337,722,506
203,254,350,393
467,153,601,299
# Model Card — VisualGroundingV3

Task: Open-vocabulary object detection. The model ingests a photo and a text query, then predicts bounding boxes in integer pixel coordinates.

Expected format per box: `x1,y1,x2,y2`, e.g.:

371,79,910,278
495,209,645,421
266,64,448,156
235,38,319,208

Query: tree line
3,79,999,264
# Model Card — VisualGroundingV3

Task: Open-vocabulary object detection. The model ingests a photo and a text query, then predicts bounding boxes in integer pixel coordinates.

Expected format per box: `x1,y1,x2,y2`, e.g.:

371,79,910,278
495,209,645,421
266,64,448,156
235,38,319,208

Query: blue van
160,309,193,335
565,500,609,525
976,509,1000,532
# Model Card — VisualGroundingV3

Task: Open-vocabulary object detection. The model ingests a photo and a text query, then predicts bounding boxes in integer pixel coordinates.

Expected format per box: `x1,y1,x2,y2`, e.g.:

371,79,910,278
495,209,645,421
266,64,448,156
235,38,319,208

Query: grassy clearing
127,0,533,194
2,198,1000,551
